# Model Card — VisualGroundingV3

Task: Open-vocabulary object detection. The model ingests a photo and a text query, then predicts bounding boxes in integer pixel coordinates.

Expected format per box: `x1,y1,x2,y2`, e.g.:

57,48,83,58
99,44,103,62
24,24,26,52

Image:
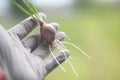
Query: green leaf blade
23,0,40,22
13,1,31,16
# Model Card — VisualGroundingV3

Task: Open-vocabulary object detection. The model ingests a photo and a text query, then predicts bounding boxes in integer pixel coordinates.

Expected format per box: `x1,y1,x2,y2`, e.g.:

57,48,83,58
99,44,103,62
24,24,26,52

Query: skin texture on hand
0,13,70,80
0,67,7,80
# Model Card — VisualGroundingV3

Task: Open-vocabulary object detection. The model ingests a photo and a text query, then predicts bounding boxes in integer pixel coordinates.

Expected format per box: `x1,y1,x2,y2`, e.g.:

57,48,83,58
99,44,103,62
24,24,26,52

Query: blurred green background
0,0,120,80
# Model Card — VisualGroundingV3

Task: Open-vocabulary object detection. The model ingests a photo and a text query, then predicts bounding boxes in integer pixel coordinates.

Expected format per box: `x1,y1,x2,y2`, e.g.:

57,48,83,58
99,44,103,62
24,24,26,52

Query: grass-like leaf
22,0,39,21
13,0,42,22
13,1,32,16
26,0,41,19
13,1,37,21
23,0,41,22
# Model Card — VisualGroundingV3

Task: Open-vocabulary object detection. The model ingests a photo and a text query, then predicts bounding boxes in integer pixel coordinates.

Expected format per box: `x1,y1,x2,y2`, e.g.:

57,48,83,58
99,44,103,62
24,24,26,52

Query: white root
49,39,91,76
57,40,79,76
57,40,74,60
63,41,91,60
66,35,71,41
49,45,67,72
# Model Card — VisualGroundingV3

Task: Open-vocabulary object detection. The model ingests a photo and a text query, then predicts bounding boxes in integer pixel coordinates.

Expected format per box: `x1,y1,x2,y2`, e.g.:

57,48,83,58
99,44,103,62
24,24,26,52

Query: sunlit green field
3,4,120,80
45,6,120,80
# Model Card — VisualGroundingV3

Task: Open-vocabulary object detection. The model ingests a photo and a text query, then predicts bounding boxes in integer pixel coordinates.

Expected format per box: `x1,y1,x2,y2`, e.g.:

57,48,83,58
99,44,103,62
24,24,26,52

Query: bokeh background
0,0,120,80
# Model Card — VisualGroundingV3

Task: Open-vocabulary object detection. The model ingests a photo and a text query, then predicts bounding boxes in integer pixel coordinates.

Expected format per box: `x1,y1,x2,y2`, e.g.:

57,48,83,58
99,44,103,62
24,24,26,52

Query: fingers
23,31,66,51
22,32,41,52
40,13,46,21
9,13,46,40
22,22,62,52
0,25,39,80
45,50,70,74
31,31,67,58
55,32,66,41
50,23,60,32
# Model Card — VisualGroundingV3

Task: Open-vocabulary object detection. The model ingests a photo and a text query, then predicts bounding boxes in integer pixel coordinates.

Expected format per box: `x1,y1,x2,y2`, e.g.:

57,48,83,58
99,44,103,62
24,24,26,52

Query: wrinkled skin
0,13,70,80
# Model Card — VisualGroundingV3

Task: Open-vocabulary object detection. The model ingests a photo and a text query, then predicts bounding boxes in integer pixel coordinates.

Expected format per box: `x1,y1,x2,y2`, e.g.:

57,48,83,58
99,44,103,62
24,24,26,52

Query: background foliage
0,0,120,80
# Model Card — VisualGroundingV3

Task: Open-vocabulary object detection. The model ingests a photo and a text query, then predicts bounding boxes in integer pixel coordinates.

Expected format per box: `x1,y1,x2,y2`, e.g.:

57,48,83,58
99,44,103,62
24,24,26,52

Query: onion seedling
13,0,91,76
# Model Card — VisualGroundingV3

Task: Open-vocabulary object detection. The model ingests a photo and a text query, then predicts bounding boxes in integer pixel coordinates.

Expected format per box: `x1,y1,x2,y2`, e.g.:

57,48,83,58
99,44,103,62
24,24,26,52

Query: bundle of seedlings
13,0,91,76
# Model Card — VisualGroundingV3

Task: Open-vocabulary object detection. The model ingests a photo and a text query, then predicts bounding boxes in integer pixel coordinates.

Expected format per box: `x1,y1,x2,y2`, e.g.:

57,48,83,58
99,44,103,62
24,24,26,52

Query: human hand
0,13,70,80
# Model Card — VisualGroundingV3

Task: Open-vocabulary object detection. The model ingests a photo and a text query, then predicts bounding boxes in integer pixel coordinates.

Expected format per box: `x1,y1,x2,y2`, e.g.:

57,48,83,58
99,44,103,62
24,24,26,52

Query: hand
0,13,70,80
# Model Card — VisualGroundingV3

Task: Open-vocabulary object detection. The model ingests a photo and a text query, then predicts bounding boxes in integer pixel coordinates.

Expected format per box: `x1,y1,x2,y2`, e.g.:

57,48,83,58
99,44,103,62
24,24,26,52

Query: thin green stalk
13,0,42,23
26,0,41,20
23,0,40,22
13,1,31,16
13,1,38,22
